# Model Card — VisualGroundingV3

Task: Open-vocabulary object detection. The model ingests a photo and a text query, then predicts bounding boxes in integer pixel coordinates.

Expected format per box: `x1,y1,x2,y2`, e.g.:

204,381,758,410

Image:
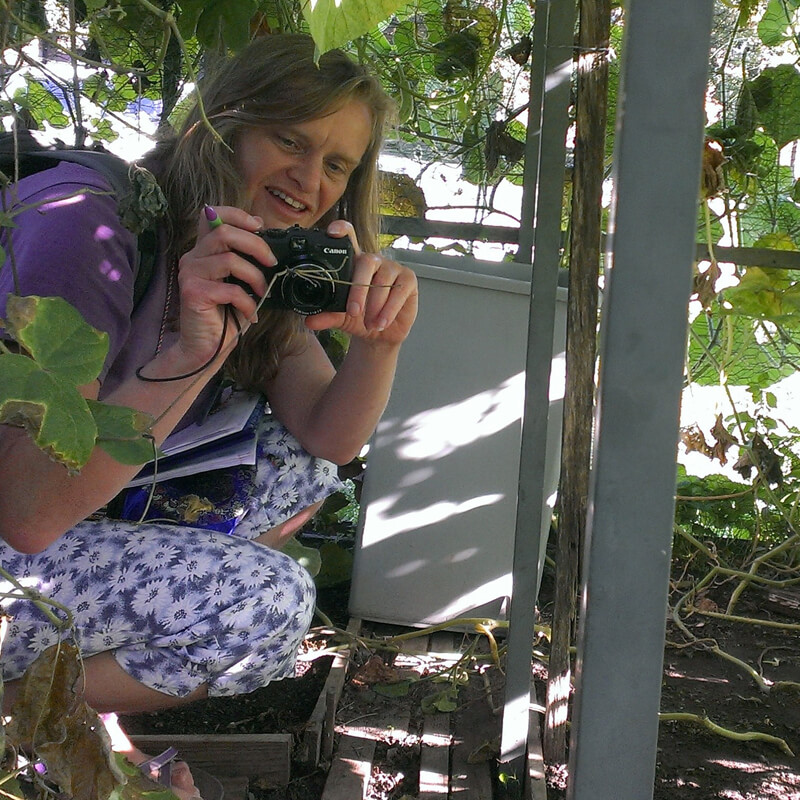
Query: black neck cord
134,305,242,383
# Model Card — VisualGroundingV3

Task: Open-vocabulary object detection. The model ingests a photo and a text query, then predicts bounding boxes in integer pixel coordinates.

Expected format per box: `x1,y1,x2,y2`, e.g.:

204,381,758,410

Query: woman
0,33,417,794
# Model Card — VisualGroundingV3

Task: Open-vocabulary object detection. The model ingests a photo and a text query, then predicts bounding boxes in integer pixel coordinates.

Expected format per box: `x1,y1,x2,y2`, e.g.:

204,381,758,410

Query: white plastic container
349,251,567,627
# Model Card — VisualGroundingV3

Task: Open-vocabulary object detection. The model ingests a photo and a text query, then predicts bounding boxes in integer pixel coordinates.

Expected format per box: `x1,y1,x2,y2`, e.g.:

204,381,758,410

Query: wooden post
543,0,610,765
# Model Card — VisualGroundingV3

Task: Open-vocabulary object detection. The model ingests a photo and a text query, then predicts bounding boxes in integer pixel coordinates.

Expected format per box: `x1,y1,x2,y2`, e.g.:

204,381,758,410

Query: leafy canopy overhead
303,0,411,54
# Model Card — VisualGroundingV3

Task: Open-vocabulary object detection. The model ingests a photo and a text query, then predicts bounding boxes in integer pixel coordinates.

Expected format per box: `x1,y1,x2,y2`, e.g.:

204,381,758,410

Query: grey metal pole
516,0,550,265
500,0,576,776
567,2,714,799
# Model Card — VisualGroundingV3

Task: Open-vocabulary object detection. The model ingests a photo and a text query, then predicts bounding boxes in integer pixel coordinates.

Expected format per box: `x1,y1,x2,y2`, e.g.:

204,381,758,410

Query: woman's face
234,99,373,230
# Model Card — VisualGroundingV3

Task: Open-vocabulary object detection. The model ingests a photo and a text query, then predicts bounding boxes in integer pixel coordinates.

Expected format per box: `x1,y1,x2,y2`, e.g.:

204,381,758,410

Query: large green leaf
0,296,154,471
688,310,800,389
0,354,98,472
757,0,800,46
13,77,69,129
87,399,156,465
723,266,800,323
747,64,800,148
176,0,259,51
5,295,108,385
507,1,533,36
83,73,124,113
315,541,354,588
282,536,323,577
303,0,410,54
196,0,259,52
736,172,800,249
674,466,758,541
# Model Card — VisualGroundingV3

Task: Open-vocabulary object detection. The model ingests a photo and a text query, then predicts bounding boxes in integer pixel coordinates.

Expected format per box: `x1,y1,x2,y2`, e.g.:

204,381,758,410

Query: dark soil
538,568,800,800
653,588,800,800
119,569,800,799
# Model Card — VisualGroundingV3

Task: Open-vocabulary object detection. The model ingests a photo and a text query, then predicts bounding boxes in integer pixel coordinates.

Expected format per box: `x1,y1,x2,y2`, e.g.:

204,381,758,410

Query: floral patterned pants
0,415,342,698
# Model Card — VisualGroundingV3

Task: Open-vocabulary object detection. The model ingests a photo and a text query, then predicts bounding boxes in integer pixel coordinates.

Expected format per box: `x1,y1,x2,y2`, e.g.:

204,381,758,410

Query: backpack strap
21,148,132,199
0,141,165,310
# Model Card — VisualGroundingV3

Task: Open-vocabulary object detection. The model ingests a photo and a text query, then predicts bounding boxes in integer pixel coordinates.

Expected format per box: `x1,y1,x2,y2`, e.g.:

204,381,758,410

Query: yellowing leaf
752,232,798,251
380,171,427,218
5,295,108,384
0,354,97,472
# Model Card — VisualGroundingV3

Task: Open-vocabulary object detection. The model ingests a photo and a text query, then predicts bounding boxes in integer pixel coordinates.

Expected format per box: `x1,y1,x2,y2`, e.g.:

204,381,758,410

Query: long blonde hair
141,34,394,386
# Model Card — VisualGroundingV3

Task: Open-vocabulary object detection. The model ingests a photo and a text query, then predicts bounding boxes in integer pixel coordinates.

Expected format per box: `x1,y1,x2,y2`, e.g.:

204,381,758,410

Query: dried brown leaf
710,414,738,465
351,655,403,686
692,261,721,308
733,433,783,486
6,642,82,749
5,643,126,800
680,425,712,458
37,701,125,800
701,139,726,198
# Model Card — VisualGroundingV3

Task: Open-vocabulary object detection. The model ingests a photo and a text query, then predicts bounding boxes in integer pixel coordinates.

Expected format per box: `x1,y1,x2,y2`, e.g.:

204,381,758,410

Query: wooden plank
320,733,376,800
129,734,291,784
218,776,249,800
450,677,498,799
398,631,431,655
324,706,411,799
419,631,456,798
428,631,455,655
428,630,497,797
419,713,451,799
527,685,548,800
299,617,361,765
340,706,412,748
762,587,800,620
322,685,338,761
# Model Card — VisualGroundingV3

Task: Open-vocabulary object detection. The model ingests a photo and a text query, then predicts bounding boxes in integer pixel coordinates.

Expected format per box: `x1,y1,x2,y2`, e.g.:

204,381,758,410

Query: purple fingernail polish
204,205,223,228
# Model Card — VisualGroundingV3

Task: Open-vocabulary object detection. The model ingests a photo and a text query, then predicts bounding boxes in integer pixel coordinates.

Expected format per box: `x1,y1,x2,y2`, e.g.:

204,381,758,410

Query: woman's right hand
173,205,276,371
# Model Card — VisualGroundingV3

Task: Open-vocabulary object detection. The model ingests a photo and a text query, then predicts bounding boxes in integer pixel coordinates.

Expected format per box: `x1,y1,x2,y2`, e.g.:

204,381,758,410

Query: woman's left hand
303,221,418,347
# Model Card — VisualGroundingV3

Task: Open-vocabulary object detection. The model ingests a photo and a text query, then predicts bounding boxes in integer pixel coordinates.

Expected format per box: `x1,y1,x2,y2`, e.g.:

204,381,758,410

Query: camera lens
281,262,335,315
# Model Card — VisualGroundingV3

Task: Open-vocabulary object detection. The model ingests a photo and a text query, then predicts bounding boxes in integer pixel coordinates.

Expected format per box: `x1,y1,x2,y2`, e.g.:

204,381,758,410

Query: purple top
1,162,208,426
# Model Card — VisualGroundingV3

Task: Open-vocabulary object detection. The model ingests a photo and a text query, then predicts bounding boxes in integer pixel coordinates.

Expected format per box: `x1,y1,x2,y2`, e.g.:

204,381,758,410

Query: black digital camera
233,225,354,316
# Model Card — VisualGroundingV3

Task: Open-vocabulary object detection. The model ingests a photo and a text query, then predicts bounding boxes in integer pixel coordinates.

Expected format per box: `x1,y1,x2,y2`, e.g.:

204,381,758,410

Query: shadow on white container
349,250,567,628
